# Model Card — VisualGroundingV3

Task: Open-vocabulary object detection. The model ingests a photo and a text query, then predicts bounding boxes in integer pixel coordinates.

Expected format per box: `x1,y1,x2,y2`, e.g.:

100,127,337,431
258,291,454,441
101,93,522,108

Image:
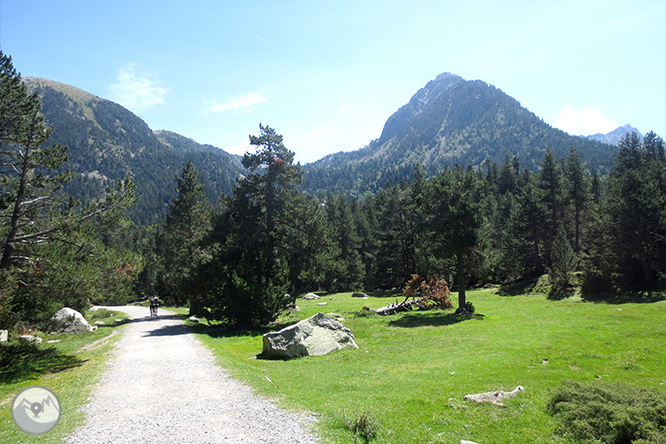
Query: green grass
0,309,128,443
190,290,666,443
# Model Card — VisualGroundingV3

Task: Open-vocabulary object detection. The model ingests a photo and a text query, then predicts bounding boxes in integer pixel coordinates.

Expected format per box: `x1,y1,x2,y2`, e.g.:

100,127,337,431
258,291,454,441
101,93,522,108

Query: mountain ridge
24,73,625,217
24,77,246,224
303,73,618,196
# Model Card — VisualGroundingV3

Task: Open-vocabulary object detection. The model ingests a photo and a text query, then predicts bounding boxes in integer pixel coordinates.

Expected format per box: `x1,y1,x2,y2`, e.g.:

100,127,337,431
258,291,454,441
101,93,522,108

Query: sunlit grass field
192,289,666,443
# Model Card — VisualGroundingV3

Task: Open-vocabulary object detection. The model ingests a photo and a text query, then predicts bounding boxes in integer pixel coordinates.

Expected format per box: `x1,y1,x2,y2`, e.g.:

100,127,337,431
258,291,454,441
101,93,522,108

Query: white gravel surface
66,305,321,444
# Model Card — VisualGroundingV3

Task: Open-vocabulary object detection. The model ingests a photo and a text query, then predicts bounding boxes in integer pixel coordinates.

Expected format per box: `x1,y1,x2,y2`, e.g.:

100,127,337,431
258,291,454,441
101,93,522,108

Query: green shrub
548,381,666,443
88,308,115,320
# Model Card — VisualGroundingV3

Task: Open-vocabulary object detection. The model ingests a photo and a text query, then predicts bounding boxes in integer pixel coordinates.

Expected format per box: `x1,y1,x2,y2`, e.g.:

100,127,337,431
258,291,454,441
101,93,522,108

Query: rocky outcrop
262,313,358,359
49,307,95,334
464,386,524,406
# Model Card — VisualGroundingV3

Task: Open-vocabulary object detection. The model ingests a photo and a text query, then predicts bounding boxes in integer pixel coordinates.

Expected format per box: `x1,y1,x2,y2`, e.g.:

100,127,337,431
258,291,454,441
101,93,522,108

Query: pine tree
563,147,588,253
324,192,364,291
155,161,213,311
0,52,139,327
200,125,327,327
607,131,666,288
538,148,564,265
548,223,577,298
421,168,485,311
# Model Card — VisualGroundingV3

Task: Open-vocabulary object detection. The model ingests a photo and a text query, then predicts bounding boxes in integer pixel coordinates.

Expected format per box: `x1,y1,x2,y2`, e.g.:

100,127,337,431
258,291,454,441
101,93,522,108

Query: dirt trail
66,305,320,444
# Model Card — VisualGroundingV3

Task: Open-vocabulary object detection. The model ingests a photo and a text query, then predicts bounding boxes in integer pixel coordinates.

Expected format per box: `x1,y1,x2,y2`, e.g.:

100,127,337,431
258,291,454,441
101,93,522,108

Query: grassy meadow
0,308,128,444
191,289,666,443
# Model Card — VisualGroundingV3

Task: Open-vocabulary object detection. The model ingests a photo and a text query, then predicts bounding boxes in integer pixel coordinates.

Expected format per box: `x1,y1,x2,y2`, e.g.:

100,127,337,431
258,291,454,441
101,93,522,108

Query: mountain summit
304,73,616,195
586,124,642,145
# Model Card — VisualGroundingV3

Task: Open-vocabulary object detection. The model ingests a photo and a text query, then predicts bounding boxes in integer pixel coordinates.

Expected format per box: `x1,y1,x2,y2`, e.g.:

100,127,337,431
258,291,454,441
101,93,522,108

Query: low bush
339,410,380,443
548,380,666,443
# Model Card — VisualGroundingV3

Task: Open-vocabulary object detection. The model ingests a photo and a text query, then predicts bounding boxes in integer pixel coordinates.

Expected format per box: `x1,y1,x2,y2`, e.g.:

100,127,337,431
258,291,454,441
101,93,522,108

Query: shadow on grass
497,277,541,296
367,290,402,299
388,311,485,328
0,341,86,384
189,320,296,339
583,290,666,304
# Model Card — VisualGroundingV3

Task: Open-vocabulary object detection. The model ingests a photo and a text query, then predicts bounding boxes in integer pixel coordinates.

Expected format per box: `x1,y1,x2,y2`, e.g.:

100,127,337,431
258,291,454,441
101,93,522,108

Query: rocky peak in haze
586,124,642,146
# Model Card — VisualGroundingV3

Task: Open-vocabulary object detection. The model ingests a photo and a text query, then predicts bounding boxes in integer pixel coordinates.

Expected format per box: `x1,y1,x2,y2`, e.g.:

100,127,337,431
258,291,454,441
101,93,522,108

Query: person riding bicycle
149,296,160,317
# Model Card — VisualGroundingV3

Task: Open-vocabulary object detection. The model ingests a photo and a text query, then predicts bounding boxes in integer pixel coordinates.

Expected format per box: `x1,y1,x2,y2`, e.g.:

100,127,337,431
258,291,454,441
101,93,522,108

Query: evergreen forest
2,50,666,330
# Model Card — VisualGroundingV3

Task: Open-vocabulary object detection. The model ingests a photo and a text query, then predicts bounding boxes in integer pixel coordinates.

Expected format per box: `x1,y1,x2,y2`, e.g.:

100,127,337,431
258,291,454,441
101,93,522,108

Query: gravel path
66,305,321,444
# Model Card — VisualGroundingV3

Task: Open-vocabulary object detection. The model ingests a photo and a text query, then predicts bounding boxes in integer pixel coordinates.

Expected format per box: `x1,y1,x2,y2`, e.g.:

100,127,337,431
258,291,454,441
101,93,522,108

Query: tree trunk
0,145,32,269
457,253,466,311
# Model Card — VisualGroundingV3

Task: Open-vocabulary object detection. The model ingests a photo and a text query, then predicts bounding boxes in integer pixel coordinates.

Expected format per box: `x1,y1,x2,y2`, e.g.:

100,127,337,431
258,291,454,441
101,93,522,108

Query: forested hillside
25,78,246,224
304,73,617,197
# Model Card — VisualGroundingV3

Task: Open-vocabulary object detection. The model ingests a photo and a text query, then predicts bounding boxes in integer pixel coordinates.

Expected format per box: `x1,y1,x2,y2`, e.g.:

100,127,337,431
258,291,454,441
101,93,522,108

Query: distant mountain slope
25,78,245,224
304,73,617,196
586,124,642,145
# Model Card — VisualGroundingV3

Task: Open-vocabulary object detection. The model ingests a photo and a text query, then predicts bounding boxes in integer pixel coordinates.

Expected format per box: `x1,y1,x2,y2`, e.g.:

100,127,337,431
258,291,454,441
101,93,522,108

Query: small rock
19,335,42,343
464,386,524,406
302,293,321,300
460,440,480,444
352,292,369,298
317,302,327,306
188,316,200,323
0,330,7,342
47,339,62,344
95,321,106,325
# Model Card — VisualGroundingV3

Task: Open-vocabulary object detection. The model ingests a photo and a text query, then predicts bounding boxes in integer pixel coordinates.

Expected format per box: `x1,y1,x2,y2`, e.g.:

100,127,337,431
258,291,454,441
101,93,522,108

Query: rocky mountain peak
380,72,464,142
586,124,642,145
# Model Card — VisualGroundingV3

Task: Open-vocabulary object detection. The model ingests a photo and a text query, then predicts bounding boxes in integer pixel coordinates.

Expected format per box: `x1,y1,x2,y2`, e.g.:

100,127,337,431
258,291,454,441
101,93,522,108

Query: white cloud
223,139,252,156
554,106,619,136
108,63,168,113
209,91,267,112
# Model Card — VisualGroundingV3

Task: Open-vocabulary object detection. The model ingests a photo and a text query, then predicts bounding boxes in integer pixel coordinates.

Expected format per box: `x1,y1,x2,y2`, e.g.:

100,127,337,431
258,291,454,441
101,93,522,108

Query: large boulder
49,307,95,334
263,313,358,359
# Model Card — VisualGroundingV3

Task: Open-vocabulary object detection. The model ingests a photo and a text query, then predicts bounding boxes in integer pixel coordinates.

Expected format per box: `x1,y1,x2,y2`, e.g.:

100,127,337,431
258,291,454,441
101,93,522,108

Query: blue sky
1,0,664,163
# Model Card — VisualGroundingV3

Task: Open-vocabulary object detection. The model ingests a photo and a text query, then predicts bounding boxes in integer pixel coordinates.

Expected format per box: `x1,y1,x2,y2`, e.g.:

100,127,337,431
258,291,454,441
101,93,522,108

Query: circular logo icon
11,386,61,435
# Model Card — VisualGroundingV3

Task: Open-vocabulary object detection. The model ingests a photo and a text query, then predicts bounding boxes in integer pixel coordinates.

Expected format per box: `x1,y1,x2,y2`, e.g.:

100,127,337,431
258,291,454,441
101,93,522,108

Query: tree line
2,49,665,330
145,125,666,328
